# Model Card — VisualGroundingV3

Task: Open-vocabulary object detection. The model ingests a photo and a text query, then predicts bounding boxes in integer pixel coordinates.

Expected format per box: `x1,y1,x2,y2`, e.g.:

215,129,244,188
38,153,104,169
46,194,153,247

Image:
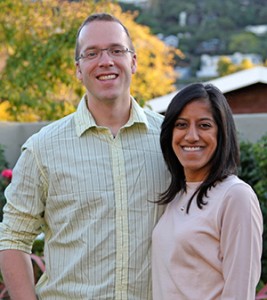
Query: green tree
229,32,261,54
127,0,267,60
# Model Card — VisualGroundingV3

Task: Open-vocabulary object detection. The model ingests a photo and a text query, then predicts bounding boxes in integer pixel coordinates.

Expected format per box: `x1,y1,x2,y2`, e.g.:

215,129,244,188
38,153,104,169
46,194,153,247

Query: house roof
146,66,267,113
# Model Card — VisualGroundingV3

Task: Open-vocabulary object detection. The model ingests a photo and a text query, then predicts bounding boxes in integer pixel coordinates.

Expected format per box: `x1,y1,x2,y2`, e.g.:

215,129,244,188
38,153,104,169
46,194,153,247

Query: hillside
120,0,267,81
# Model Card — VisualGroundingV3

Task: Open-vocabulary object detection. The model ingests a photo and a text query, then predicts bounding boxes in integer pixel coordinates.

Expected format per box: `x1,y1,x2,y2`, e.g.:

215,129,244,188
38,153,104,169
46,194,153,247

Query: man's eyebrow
82,43,124,51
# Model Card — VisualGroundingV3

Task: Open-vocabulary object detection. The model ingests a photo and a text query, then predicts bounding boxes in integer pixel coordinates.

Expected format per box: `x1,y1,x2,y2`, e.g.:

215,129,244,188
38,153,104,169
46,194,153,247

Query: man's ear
131,54,137,74
76,62,83,81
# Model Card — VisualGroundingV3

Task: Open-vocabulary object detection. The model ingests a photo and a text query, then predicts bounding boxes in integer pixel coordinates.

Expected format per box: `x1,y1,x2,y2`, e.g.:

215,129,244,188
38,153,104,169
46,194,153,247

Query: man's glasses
77,46,134,61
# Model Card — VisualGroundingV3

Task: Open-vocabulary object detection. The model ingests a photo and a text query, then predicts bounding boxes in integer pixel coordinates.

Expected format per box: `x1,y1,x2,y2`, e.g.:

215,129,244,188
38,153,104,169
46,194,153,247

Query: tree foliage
0,0,181,121
217,56,255,77
229,32,261,54
0,0,85,121
131,0,267,59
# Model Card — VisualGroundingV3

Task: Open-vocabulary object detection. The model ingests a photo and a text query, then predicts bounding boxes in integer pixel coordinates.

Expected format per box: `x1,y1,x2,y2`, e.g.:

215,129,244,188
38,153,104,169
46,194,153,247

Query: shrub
253,135,267,283
0,145,10,222
239,134,267,284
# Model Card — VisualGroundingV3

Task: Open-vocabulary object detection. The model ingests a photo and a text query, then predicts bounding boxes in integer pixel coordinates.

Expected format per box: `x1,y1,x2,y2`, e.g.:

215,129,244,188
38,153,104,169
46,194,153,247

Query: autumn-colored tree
115,7,183,106
217,56,255,77
0,0,87,121
217,56,236,77
0,0,182,121
238,58,254,71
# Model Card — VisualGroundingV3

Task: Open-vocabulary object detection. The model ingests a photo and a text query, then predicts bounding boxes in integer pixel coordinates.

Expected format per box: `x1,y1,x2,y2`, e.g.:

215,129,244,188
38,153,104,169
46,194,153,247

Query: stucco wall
0,121,49,168
0,114,267,168
234,113,267,143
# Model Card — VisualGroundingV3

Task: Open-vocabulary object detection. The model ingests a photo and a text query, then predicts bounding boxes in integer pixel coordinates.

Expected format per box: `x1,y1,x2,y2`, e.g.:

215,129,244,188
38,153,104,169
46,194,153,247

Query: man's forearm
0,249,37,300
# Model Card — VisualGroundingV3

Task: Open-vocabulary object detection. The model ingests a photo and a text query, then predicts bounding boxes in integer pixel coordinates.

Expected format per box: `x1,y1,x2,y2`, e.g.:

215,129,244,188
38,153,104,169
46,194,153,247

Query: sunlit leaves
217,56,255,77
0,0,182,121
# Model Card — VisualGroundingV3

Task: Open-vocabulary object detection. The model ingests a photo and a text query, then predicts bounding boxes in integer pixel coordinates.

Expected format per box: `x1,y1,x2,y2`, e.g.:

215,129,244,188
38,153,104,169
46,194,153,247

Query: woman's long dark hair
158,83,240,212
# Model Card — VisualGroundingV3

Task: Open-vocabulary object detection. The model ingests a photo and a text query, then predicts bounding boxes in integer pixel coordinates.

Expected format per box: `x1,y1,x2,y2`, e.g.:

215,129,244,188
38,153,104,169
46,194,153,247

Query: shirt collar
74,95,149,137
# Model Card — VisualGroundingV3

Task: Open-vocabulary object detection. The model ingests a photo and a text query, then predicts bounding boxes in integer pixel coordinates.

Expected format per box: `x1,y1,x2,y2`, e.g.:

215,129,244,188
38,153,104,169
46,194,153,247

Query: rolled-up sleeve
0,139,47,253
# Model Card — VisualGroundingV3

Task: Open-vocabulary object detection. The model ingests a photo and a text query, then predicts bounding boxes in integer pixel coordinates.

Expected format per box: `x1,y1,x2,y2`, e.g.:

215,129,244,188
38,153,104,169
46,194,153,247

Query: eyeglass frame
76,45,134,62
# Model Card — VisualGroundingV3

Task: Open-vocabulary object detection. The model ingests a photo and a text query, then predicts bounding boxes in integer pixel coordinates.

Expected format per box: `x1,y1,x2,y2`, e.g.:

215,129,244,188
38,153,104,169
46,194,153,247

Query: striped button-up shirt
0,96,170,300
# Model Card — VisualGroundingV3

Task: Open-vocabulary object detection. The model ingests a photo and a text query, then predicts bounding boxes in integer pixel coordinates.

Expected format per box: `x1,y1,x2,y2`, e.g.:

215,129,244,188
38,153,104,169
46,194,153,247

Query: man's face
76,21,137,105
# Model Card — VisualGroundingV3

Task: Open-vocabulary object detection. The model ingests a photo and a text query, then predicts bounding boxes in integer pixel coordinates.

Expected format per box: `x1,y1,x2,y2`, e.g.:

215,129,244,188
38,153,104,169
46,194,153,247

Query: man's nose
98,49,114,66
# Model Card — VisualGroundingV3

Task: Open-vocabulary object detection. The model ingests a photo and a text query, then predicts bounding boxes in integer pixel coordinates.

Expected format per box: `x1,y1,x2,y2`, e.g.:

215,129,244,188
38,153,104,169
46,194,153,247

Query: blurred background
0,1,266,297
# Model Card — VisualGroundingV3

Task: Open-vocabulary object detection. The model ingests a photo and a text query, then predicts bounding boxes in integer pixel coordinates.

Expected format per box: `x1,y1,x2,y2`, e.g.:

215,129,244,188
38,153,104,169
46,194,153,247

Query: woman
152,83,263,300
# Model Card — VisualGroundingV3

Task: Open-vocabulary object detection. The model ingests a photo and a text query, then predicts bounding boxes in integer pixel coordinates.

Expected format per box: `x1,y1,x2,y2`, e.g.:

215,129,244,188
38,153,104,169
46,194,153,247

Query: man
0,13,170,300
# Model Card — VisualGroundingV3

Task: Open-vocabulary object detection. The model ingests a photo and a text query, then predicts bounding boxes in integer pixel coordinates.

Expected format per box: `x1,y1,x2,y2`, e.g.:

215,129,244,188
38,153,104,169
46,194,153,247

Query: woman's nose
185,125,199,141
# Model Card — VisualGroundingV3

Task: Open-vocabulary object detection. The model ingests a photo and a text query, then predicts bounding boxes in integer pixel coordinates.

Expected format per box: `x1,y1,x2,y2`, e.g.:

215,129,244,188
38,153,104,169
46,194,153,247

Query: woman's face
172,99,218,182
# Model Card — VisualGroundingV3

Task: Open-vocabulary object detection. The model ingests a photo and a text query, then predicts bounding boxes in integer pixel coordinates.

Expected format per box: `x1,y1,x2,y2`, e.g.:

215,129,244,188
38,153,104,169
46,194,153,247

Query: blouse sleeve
219,182,263,300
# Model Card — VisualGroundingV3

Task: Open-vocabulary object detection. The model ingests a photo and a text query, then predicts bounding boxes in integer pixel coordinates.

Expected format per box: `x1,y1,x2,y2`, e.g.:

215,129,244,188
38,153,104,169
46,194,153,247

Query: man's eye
111,48,123,55
81,50,98,59
86,51,98,57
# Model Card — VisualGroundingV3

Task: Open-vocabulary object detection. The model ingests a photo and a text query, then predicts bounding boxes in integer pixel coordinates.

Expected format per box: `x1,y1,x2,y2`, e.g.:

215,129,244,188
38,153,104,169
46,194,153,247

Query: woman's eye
199,123,211,128
175,122,186,128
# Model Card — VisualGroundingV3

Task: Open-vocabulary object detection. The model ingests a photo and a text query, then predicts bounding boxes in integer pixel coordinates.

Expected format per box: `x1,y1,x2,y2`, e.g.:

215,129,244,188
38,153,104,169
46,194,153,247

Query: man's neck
86,96,132,136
